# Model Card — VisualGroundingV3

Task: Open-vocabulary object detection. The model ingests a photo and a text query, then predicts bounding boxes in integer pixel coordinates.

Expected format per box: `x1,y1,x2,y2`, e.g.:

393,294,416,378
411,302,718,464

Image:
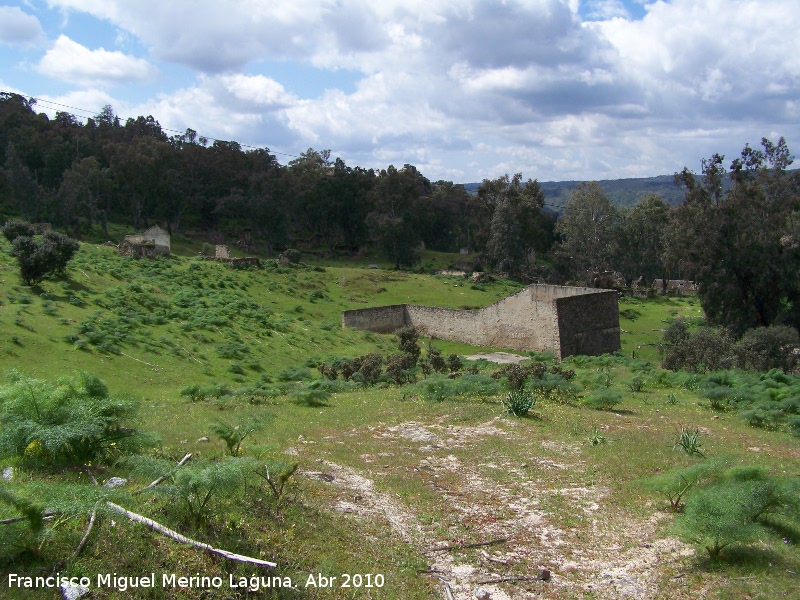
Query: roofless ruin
342,284,621,360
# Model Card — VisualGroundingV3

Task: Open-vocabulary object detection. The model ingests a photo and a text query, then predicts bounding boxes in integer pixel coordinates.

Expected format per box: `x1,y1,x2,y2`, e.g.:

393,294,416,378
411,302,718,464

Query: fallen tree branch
105,502,276,567
133,453,193,495
480,549,509,564
428,574,454,600
426,537,508,553
70,469,100,561
1,513,56,525
477,568,550,584
70,509,97,562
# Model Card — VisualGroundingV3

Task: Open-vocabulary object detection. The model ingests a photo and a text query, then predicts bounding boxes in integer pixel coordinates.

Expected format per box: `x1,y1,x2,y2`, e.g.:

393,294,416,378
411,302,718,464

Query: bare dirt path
302,418,696,599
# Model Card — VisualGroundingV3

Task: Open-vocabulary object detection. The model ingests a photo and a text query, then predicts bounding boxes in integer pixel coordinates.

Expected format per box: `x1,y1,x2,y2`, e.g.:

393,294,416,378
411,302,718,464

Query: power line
3,90,302,160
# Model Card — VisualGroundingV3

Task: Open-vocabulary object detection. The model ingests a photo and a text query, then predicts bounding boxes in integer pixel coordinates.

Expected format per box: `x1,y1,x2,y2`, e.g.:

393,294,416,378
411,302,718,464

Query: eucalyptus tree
553,182,620,284
477,174,551,278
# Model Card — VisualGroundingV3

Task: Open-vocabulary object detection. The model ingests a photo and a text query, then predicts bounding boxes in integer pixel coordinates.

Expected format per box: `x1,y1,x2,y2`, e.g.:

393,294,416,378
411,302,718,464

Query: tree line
2,92,799,336
0,93,551,267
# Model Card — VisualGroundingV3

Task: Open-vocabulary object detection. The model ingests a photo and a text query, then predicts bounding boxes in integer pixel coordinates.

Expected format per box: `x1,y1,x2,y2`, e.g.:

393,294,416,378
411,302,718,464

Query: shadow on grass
696,544,785,573
762,516,800,546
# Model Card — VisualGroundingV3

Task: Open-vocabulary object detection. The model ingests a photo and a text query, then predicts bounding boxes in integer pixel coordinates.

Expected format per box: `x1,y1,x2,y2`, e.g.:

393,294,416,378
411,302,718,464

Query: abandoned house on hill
119,225,170,258
342,284,621,359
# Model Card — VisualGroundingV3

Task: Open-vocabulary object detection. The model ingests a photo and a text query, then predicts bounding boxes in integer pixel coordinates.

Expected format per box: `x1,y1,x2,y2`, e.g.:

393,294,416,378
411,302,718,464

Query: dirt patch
464,352,530,364
304,420,695,599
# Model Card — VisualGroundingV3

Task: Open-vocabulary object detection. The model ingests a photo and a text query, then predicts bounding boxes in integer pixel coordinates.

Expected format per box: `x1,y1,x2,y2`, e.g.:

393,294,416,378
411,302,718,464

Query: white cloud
36,35,157,86
32,0,800,181
0,6,44,45
217,74,296,110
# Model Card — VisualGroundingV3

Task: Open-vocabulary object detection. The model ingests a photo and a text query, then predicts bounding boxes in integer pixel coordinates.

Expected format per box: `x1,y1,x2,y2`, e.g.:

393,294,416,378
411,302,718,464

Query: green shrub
290,388,331,407
350,353,383,386
385,352,417,384
427,345,447,374
210,419,264,456
10,231,80,285
734,325,799,372
0,371,153,466
277,366,312,381
644,461,722,512
215,340,249,359
162,457,255,527
624,374,646,393
2,220,36,243
530,372,581,404
307,379,360,394
582,388,623,411
412,375,453,402
453,374,501,400
502,389,535,417
663,327,734,372
680,466,800,557
447,354,463,372
395,326,420,363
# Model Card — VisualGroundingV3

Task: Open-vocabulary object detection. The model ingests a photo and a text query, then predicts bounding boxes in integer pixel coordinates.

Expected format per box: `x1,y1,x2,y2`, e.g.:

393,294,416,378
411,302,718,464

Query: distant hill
462,174,708,209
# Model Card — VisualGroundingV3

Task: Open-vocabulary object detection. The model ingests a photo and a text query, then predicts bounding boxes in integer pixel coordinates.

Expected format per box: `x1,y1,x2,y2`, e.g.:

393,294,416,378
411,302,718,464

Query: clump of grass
674,427,706,457
502,389,536,417
587,427,607,446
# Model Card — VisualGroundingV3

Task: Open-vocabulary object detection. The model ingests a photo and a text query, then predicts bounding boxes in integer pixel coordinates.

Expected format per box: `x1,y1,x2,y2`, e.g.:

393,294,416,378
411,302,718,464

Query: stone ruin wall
341,284,620,359
555,291,621,357
341,304,407,334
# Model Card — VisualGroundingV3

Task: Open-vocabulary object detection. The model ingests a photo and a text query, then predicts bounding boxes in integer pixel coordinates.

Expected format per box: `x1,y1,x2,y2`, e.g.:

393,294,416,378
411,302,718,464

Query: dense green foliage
0,371,152,465
2,220,79,285
665,138,800,335
680,466,800,557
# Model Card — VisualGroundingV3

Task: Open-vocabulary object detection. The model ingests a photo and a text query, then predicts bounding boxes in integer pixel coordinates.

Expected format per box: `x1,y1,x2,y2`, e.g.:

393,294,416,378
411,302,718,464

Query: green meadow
0,240,798,600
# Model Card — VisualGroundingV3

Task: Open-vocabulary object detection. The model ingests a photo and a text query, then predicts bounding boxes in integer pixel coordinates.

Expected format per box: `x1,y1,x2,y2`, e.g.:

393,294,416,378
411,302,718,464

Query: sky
0,0,797,183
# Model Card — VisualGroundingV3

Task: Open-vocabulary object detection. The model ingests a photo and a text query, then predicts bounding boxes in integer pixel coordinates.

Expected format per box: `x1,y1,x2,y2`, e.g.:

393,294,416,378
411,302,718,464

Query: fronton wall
341,284,620,359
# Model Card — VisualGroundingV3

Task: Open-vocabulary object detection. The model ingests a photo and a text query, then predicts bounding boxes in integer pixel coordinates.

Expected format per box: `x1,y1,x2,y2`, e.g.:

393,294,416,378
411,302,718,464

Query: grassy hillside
1,241,798,600
0,240,522,398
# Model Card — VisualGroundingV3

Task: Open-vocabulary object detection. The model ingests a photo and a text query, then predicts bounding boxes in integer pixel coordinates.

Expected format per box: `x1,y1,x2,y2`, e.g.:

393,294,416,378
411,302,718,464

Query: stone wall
341,284,620,359
555,290,621,357
341,304,407,333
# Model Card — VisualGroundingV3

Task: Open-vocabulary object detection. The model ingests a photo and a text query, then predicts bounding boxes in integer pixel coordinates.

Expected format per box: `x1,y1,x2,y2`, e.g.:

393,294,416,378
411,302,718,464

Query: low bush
210,419,264,456
734,325,800,372
0,371,154,466
581,388,623,411
663,326,734,372
673,427,706,457
679,466,800,557
644,460,722,512
277,366,312,382
385,352,418,384
290,388,331,407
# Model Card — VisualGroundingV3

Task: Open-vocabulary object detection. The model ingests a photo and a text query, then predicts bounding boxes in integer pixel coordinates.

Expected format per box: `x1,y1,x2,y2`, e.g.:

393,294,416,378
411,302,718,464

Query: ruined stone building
342,284,620,359
120,225,171,258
